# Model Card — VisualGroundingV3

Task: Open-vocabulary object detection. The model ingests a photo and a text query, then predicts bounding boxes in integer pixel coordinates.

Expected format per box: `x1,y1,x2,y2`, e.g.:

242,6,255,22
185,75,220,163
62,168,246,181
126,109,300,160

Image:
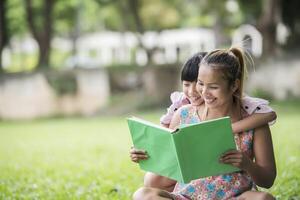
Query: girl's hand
129,147,148,163
219,150,252,171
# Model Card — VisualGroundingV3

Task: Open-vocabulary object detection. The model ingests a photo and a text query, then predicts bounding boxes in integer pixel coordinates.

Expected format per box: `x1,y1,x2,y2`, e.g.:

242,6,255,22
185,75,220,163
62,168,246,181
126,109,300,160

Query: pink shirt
160,92,276,126
160,92,190,126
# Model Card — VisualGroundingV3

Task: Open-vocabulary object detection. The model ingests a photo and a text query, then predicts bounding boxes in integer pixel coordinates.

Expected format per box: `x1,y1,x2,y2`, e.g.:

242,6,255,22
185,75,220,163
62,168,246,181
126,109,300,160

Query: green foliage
6,0,28,37
4,52,37,73
0,103,299,199
53,0,78,36
250,88,274,102
140,0,181,30
50,49,72,69
237,0,263,23
99,4,124,31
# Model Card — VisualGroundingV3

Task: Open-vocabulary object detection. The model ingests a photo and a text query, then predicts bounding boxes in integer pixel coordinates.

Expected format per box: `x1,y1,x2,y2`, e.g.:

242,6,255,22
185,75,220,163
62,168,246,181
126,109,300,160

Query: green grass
0,104,299,199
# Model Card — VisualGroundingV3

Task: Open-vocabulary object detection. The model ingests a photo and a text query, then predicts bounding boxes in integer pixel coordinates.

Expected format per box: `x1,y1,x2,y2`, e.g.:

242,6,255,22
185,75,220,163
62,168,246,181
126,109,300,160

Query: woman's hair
200,47,246,104
181,52,207,82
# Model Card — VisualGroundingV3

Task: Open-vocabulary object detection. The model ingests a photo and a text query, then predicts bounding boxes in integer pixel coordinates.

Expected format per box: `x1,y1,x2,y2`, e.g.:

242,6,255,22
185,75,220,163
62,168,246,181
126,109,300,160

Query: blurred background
0,0,299,199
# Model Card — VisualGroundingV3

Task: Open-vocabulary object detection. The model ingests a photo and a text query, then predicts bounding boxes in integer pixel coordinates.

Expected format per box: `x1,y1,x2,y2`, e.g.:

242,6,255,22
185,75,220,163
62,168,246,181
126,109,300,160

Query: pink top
160,92,276,126
160,92,190,126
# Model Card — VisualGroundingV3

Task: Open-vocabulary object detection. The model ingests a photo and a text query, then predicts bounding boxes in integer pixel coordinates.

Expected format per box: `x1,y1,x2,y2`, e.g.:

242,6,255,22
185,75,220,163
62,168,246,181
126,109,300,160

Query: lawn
0,102,299,199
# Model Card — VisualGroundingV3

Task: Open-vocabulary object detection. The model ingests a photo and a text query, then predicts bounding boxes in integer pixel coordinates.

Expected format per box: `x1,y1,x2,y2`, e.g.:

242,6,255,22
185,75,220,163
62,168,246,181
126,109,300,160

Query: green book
127,116,239,183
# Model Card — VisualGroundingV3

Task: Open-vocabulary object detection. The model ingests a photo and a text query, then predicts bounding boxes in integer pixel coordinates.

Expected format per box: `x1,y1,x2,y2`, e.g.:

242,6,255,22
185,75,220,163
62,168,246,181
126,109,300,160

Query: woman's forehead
198,65,224,82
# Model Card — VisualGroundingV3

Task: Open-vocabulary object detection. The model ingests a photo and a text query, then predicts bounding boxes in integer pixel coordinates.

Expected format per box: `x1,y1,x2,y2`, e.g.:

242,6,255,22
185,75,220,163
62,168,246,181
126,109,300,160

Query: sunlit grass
0,104,299,199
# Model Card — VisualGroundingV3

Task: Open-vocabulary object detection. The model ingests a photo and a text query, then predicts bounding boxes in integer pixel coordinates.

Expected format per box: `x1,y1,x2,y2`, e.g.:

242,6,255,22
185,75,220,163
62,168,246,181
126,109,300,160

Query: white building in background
5,25,282,69
68,28,216,67
158,28,215,64
232,24,263,57
2,28,216,69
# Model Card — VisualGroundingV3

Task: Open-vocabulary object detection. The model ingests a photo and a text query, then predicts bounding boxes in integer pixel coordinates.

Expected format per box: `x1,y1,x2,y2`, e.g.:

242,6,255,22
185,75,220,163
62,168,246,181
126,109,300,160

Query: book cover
127,116,239,183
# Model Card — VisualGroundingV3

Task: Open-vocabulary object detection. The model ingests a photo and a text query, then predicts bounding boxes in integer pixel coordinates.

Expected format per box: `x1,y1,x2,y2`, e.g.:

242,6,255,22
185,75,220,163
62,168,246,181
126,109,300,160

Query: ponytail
229,47,247,101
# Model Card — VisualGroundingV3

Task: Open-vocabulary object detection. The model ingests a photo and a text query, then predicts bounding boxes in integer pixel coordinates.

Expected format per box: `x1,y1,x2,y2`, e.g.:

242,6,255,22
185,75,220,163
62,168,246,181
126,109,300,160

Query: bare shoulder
190,103,206,116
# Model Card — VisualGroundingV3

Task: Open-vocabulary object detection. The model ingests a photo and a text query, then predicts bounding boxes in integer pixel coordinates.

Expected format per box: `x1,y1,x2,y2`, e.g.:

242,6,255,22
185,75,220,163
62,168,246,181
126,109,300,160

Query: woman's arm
246,124,276,188
232,112,277,133
221,125,276,188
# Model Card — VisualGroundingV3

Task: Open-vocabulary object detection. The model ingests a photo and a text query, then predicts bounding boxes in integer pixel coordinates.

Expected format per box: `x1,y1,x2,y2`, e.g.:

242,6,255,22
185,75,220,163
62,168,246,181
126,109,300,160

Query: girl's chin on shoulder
190,99,204,106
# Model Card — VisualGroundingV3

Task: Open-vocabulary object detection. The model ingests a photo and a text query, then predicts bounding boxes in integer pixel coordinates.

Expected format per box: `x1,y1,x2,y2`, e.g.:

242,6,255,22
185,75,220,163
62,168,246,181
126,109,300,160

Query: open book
127,116,239,183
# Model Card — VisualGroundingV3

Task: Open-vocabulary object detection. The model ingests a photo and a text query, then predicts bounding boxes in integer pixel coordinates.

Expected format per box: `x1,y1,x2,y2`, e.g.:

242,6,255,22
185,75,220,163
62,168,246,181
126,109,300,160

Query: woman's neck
206,101,240,122
207,103,232,118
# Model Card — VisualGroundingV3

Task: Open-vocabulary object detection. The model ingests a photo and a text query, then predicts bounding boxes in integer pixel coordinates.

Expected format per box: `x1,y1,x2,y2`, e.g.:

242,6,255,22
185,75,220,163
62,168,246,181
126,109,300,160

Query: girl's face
196,65,234,109
182,80,203,106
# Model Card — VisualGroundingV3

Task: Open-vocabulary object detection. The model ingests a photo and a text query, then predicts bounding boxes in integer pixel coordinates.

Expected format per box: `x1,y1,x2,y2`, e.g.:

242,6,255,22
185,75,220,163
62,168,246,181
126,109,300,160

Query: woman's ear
231,79,240,93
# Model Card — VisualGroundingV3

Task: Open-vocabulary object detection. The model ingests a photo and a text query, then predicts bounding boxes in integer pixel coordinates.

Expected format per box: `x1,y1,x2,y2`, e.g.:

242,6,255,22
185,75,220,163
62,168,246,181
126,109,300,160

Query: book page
129,116,173,132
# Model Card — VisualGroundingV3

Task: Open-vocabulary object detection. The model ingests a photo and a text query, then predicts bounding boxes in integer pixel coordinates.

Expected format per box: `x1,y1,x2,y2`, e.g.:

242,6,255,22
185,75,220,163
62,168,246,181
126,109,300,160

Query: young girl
132,51,277,193
130,48,276,199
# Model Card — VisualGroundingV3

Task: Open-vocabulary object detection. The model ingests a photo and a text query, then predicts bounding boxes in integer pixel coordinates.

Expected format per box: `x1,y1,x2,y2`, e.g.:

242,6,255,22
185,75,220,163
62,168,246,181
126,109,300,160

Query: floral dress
171,105,256,200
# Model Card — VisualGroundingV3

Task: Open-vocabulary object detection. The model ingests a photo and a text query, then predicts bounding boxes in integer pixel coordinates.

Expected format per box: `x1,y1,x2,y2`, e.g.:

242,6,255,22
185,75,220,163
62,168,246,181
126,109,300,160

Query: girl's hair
200,47,246,104
181,52,207,82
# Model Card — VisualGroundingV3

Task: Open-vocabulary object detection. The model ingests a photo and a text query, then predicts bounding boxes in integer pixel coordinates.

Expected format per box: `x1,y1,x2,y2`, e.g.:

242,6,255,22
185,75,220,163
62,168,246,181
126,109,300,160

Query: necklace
195,105,208,121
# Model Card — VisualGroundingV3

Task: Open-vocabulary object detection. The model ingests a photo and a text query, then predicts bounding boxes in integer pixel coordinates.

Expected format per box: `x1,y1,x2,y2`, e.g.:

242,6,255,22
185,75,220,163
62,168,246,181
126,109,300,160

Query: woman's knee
144,172,176,191
238,191,275,200
132,187,156,200
144,172,160,187
258,192,276,200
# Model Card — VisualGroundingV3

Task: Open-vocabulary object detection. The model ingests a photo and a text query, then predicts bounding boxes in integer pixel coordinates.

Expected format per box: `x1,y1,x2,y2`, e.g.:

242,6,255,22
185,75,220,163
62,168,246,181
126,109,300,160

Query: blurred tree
54,0,82,66
239,0,300,56
281,0,300,49
0,0,8,73
257,0,280,56
202,0,230,46
25,0,55,69
94,0,155,63
185,0,243,46
93,0,182,64
238,0,279,56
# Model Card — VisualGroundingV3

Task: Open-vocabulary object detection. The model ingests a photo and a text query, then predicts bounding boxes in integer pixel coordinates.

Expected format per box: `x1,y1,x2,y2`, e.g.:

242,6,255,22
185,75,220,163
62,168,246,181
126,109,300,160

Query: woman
132,47,276,200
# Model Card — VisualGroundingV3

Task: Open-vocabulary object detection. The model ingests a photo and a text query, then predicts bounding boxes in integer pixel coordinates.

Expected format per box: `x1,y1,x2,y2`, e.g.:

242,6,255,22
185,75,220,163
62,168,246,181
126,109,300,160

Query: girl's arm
232,111,277,133
160,92,189,128
221,125,276,188
169,107,182,130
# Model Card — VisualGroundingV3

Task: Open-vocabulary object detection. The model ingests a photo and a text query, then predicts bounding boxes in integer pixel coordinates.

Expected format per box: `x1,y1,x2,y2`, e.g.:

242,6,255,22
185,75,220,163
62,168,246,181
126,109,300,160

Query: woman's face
196,65,234,109
182,80,203,106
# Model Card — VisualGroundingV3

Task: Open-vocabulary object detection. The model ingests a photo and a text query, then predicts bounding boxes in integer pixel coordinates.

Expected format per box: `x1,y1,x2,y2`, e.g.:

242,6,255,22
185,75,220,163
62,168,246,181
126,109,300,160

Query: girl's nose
188,84,196,95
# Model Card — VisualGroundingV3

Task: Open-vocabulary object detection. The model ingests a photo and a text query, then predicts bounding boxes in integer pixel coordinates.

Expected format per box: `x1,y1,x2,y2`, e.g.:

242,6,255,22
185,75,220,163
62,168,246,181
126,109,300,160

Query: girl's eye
210,86,218,89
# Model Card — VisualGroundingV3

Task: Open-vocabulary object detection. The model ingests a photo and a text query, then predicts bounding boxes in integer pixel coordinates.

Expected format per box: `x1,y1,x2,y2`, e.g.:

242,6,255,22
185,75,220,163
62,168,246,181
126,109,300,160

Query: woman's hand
219,150,252,171
130,147,148,163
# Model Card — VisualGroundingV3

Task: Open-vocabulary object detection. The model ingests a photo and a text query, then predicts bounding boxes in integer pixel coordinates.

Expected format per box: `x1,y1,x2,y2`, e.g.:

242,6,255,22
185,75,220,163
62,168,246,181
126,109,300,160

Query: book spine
171,134,184,183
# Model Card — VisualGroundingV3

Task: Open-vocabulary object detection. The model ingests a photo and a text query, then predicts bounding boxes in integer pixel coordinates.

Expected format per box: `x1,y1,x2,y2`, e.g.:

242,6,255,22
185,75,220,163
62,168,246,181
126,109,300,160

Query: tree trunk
281,0,300,49
0,0,8,73
127,0,154,65
25,0,54,69
257,0,280,57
